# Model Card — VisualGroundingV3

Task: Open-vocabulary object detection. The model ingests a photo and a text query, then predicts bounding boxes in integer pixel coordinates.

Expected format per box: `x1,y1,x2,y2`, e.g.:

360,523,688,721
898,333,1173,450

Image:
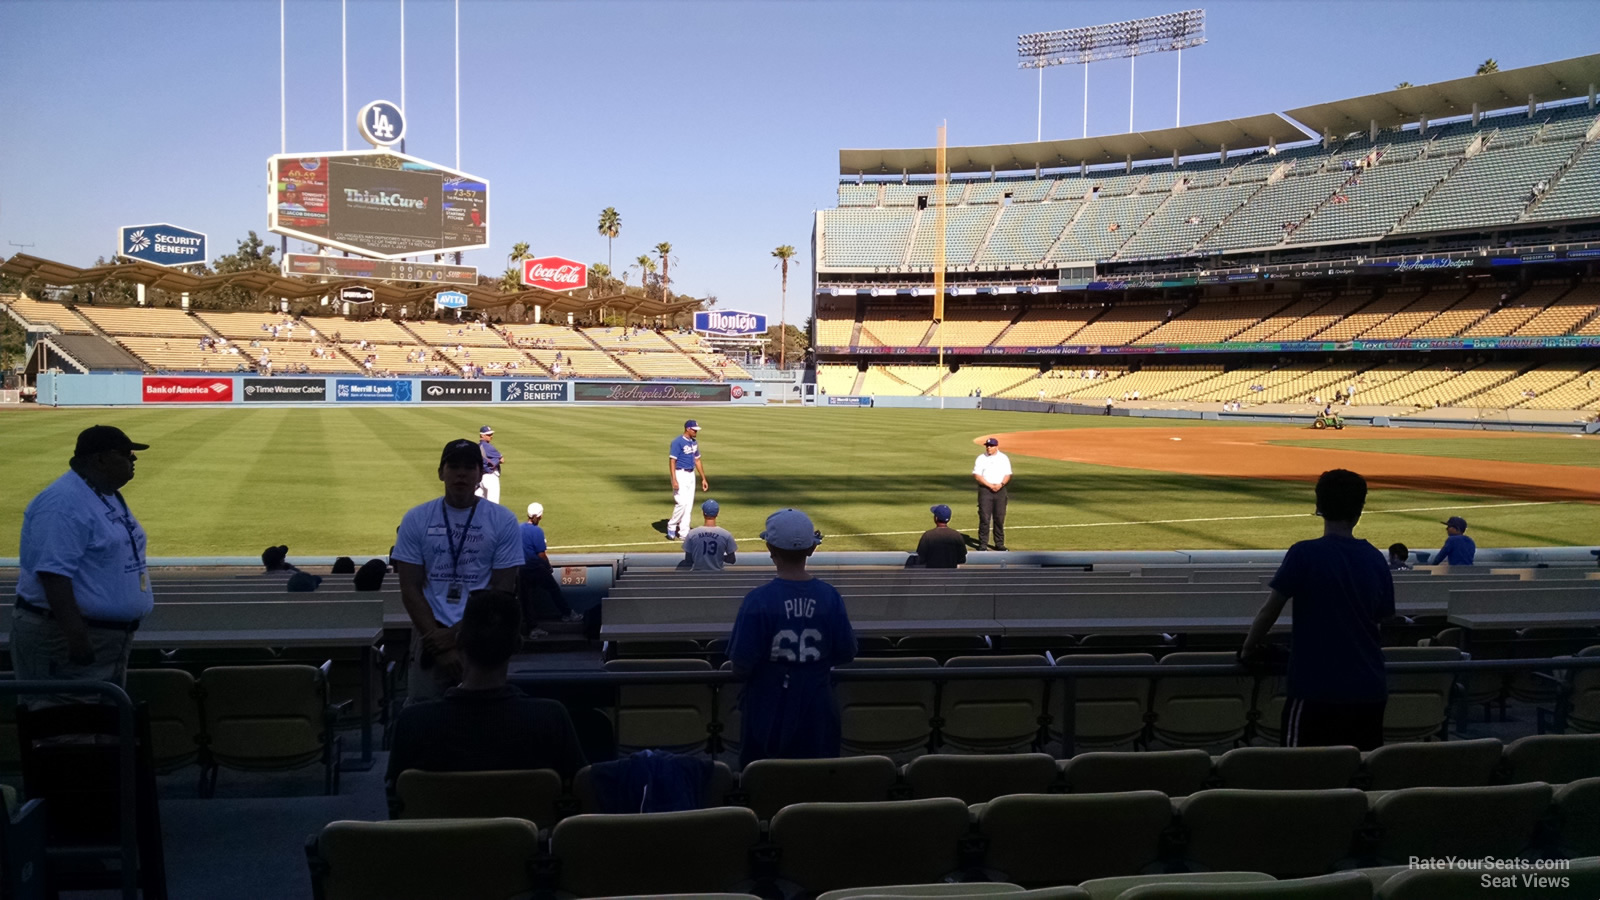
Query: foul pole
934,124,947,410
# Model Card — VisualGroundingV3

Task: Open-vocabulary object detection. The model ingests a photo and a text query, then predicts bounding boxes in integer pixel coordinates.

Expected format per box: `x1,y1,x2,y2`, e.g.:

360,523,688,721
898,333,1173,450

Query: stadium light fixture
1019,9,1206,139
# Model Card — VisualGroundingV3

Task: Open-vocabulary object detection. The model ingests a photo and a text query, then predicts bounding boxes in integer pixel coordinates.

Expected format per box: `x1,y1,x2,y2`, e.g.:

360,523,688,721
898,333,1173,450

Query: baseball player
683,499,738,571
666,419,709,540
475,425,504,505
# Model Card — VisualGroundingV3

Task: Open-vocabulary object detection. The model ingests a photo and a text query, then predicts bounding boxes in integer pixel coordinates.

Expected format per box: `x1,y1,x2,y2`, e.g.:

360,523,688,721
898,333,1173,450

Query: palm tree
655,241,674,299
772,244,797,369
1395,81,1414,89
508,242,531,267
589,263,613,294
632,255,658,297
1476,59,1499,76
499,267,522,293
597,208,621,271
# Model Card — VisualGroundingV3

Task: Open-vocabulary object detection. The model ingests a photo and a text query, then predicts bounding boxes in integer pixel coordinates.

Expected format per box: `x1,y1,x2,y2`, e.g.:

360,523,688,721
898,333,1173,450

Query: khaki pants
10,607,136,706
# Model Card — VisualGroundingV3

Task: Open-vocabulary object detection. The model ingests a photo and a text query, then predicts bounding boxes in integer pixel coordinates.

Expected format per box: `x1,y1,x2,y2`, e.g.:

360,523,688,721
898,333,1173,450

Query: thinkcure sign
694,309,767,336
522,256,587,292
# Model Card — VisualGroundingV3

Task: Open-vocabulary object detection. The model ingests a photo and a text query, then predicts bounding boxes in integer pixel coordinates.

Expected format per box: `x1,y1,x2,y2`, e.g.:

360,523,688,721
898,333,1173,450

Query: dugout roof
0,253,701,317
1286,53,1600,136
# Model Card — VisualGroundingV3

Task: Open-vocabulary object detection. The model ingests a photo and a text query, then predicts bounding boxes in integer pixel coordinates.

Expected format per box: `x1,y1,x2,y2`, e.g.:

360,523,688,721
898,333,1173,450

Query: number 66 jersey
727,576,858,766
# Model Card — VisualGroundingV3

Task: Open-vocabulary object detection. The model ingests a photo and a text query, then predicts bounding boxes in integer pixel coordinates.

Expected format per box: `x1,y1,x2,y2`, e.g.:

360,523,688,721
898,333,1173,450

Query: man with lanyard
15,425,155,701
393,439,524,702
972,437,1012,551
666,419,709,541
475,425,504,505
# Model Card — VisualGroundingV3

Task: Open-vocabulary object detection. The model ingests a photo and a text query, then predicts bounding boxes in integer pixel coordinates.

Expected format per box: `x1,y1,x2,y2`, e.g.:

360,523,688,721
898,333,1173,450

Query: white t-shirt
683,526,738,571
18,471,154,621
973,451,1013,486
392,497,523,626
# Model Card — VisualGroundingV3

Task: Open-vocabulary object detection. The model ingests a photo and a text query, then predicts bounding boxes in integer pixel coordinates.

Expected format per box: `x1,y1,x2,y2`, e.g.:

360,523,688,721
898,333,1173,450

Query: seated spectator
682,499,738,572
385,589,587,797
1388,543,1413,571
1430,516,1476,566
353,558,387,591
519,503,582,629
332,556,357,575
286,572,323,593
262,544,299,573
913,504,967,569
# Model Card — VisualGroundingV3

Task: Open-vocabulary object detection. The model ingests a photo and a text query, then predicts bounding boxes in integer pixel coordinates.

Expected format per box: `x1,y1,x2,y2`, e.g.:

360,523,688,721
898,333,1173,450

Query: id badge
446,583,463,603
139,571,148,592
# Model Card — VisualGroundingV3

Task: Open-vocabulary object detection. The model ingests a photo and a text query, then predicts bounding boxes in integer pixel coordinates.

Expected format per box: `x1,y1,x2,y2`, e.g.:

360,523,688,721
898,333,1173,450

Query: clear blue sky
2,0,1597,319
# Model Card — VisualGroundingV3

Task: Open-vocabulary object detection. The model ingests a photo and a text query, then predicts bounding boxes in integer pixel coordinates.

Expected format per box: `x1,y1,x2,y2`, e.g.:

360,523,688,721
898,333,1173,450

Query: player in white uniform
666,420,709,540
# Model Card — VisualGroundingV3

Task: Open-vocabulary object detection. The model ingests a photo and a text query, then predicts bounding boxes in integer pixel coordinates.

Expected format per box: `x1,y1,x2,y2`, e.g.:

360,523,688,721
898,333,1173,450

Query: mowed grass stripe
2,407,1596,556
1272,436,1600,468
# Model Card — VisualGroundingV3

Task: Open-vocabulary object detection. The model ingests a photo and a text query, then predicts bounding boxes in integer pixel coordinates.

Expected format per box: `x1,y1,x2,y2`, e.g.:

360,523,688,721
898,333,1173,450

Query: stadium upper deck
817,55,1600,276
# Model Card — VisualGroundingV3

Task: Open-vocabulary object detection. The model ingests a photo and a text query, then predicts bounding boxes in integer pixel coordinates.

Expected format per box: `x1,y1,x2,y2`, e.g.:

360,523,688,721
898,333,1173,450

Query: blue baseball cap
1443,516,1468,531
684,420,700,431
761,508,822,550
702,499,720,517
478,425,494,435
930,504,952,522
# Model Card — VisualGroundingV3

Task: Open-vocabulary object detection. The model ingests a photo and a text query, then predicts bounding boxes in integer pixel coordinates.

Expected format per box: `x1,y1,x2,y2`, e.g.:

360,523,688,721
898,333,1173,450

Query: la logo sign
358,100,406,147
522,256,587,292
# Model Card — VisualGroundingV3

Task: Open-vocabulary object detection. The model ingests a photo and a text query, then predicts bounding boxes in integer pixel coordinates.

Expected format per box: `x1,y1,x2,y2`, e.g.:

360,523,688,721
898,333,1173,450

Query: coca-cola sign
522,256,588,292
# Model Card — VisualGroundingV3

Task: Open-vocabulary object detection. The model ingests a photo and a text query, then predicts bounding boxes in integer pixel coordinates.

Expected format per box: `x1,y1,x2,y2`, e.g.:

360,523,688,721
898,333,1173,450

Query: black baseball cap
440,438,481,468
983,437,1000,447
74,425,149,457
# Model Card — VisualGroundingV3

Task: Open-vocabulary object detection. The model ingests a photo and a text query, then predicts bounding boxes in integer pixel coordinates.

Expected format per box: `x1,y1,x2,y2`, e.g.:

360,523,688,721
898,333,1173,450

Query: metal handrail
0,680,139,900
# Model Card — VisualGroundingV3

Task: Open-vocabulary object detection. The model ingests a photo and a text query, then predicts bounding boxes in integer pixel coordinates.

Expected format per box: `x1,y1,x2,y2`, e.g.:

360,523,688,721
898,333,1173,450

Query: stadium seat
835,657,939,756
739,756,899,820
1504,733,1600,783
904,753,1060,803
817,883,1023,900
977,791,1172,886
1215,746,1361,790
939,655,1052,752
1249,674,1290,745
1360,738,1502,789
1149,652,1253,748
1554,778,1600,858
551,807,760,897
306,818,541,900
603,658,716,753
571,760,733,814
1508,628,1599,704
1061,749,1212,797
1418,628,1508,721
1052,654,1156,750
1078,873,1276,900
1381,647,1462,742
196,663,344,797
1178,789,1368,877
769,798,971,894
1553,645,1600,733
392,768,564,823
1115,872,1373,900
125,667,202,772
1369,783,1553,863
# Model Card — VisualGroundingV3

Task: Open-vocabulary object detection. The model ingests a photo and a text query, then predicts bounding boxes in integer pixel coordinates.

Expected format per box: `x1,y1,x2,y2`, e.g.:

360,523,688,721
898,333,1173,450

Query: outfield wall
980,398,1597,434
33,373,769,407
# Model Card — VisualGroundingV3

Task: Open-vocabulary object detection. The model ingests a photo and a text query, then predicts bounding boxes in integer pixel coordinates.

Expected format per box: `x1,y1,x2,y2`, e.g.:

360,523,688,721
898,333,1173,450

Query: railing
511,656,1600,758
0,680,140,900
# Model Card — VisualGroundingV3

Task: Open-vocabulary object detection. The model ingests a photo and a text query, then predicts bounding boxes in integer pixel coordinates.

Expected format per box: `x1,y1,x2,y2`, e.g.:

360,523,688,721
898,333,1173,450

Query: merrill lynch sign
694,309,766,336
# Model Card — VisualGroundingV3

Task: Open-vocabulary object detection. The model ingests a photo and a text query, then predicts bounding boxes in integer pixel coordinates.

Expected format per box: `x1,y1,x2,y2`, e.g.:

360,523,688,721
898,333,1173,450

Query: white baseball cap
761,508,823,550
527,502,544,518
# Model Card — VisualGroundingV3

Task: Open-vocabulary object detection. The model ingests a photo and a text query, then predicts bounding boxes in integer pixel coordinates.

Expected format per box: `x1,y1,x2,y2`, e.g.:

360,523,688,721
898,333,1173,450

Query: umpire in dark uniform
972,437,1013,551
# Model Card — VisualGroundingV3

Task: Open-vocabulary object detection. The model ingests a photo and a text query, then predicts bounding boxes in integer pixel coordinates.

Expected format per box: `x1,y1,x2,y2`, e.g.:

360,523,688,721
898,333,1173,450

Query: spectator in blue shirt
1430,517,1476,566
1241,469,1395,751
519,503,582,633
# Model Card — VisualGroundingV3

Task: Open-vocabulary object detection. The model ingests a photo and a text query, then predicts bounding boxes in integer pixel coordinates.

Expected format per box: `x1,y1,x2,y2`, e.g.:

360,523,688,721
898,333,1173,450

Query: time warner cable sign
118,224,207,267
694,309,766,336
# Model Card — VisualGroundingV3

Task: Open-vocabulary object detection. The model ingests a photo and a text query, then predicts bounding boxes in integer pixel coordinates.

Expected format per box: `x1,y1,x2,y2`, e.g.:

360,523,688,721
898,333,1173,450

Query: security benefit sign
694,309,766,336
334,379,412,402
420,380,492,402
242,378,326,402
119,224,207,267
142,377,233,403
500,380,567,402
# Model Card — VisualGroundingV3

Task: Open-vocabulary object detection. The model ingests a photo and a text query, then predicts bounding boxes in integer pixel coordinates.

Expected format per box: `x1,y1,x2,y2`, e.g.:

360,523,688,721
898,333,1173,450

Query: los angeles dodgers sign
694,309,767,336
357,100,406,147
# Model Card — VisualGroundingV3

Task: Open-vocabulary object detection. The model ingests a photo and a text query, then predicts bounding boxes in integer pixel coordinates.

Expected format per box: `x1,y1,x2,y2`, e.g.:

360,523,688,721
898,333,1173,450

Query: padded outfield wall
32,373,770,407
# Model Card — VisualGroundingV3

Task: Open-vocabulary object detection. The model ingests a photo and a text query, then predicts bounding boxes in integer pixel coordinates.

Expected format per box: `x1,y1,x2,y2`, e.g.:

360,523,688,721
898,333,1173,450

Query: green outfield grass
1274,437,1600,468
1,406,1596,557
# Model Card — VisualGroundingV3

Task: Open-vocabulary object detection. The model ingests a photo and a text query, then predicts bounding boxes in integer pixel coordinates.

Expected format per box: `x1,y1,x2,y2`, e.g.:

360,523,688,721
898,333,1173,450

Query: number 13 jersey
727,576,858,765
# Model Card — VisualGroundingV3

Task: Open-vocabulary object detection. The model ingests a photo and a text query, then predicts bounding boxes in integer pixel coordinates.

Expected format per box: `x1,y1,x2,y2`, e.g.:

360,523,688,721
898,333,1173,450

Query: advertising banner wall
500,380,567,402
242,378,326,402
142,377,233,403
826,396,873,406
420,380,493,402
573,382,732,403
334,379,412,402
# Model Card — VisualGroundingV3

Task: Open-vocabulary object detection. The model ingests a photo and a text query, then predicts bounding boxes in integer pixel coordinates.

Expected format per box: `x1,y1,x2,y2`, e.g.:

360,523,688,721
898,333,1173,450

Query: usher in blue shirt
1430,534,1476,566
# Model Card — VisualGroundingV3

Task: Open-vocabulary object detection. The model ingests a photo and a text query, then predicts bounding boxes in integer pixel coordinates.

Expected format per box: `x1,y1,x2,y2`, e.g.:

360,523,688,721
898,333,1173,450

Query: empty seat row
312,784,1600,898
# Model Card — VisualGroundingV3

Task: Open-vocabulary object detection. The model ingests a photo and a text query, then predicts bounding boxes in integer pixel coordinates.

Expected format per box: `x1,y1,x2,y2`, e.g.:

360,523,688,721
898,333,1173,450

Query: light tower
1018,9,1206,140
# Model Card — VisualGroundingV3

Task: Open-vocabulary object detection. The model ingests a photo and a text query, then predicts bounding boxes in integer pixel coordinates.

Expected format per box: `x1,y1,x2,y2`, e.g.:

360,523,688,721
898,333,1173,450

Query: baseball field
1,405,1595,558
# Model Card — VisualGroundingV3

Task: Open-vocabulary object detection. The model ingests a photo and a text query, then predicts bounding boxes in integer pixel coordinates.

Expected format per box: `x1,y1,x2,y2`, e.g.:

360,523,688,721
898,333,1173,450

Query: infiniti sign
420,379,491,402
